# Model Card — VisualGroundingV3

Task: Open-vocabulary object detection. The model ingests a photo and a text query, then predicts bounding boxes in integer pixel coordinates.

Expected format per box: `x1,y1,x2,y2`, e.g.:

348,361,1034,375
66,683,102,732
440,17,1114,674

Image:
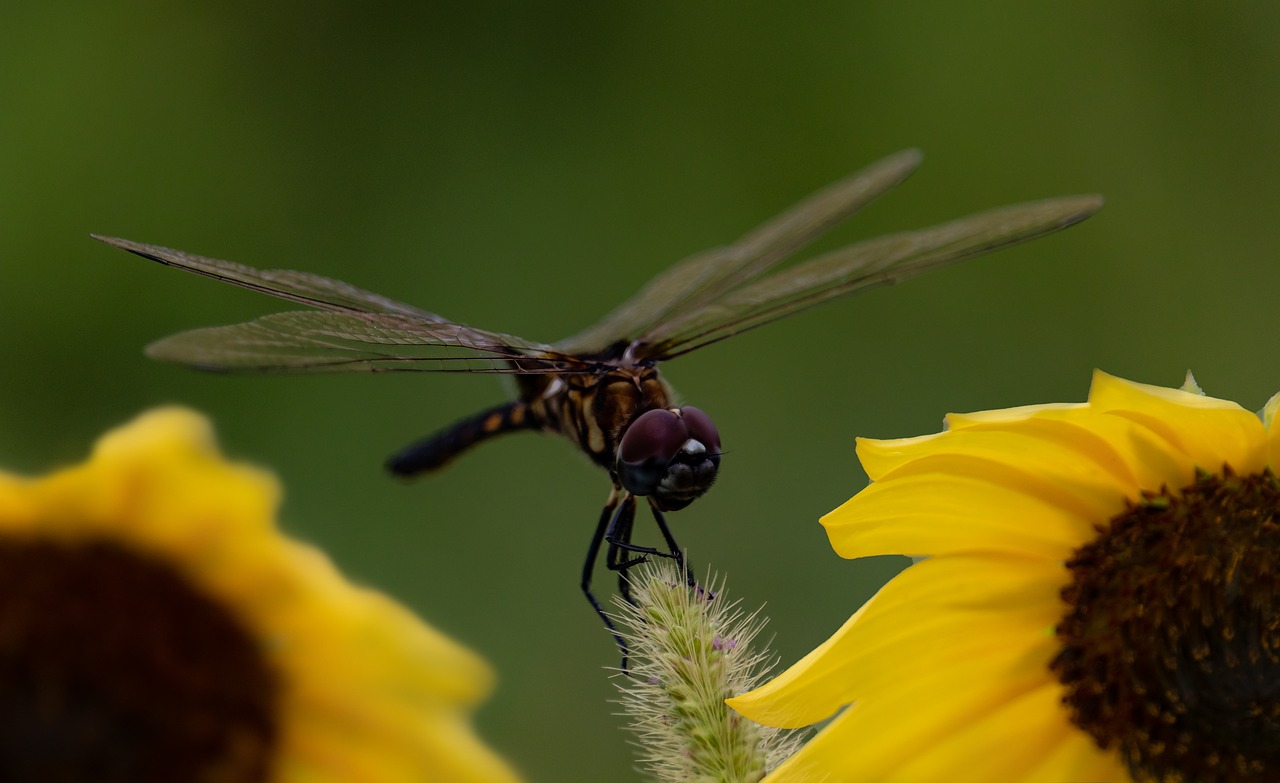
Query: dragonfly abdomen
387,401,539,477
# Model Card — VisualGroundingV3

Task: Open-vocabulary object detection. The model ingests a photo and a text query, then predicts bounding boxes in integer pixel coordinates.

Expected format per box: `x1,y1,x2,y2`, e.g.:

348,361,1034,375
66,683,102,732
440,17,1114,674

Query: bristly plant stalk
611,559,806,782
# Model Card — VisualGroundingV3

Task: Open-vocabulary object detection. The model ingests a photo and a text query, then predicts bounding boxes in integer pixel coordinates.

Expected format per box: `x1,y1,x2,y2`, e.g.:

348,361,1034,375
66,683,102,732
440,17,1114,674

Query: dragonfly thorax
616,406,721,511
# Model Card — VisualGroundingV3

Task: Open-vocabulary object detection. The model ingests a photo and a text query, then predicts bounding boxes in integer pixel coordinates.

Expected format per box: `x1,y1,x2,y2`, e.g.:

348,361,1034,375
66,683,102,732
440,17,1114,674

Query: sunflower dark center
1052,469,1280,783
0,537,280,783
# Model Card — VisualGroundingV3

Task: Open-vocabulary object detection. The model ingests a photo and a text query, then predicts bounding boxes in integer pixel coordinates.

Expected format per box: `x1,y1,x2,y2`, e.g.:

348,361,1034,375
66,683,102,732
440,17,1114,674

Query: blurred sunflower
0,408,521,783
729,371,1280,783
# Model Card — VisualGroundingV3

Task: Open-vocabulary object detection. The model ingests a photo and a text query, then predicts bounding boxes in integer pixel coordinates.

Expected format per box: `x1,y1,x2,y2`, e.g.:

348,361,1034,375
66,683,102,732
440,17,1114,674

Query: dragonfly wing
94,235,443,319
639,194,1104,359
554,149,922,355
146,311,588,374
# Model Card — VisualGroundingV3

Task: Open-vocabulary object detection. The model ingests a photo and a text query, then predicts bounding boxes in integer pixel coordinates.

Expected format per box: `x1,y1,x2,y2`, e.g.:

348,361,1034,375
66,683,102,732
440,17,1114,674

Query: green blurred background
2,2,1277,779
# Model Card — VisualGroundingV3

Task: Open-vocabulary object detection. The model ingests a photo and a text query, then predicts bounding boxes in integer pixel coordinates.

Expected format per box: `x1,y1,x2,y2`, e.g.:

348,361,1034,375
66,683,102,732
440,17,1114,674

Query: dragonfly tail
387,401,538,477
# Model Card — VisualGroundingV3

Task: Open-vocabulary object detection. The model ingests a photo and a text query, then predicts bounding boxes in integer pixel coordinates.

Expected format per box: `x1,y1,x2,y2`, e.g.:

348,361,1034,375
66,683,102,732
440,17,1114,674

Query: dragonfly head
616,406,721,511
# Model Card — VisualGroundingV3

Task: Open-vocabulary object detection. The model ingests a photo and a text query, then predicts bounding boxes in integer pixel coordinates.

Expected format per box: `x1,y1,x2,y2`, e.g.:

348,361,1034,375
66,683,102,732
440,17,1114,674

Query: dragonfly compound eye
616,407,721,511
678,406,720,454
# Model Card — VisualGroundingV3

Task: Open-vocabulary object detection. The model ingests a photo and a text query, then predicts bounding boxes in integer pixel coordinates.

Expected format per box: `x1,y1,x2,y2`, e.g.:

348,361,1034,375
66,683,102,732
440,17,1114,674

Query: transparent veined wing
555,149,922,355
637,194,1104,360
145,311,593,374
93,235,442,318
95,235,592,374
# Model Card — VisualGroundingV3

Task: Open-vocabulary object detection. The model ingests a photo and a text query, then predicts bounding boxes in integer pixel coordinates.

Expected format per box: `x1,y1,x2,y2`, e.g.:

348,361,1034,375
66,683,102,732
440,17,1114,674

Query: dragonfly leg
648,503,700,593
608,499,703,605
586,492,706,670
606,500,676,562
582,490,629,665
605,497,650,567
604,495,648,606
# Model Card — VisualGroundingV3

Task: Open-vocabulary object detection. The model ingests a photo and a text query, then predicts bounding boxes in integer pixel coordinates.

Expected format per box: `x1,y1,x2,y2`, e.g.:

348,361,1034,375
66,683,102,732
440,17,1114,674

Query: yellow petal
857,431,948,482
823,460,1103,559
863,406,1192,495
756,635,1059,781
1088,370,1266,475
861,404,1086,486
1021,725,1133,783
860,426,1136,500
955,407,1192,491
945,402,1085,430
729,553,1064,727
880,681,1080,782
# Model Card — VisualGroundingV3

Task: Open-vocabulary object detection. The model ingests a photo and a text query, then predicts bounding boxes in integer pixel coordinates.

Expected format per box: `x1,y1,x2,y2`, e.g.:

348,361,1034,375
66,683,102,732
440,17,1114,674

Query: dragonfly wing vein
93,235,446,319
554,149,922,355
641,194,1105,359
146,311,588,374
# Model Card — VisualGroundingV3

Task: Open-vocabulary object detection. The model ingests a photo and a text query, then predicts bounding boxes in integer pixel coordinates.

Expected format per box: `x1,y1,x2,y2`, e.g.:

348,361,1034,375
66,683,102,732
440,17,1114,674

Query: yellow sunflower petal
860,404,1087,483
860,427,1136,502
879,681,1085,782
822,459,1101,559
728,553,1063,727
1021,725,1133,783
955,407,1193,491
856,431,946,482
945,401,1085,429
863,405,1192,496
755,634,1060,781
1088,370,1266,475
833,389,1241,561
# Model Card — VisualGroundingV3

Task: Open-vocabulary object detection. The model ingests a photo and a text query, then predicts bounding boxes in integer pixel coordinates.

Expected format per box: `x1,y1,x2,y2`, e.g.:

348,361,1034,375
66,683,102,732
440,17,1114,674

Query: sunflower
0,408,521,783
728,371,1280,783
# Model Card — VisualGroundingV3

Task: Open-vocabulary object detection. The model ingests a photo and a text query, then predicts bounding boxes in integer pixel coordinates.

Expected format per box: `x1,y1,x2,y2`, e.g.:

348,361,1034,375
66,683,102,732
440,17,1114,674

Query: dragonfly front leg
647,502,698,593
609,495,697,600
604,494,649,605
582,489,628,661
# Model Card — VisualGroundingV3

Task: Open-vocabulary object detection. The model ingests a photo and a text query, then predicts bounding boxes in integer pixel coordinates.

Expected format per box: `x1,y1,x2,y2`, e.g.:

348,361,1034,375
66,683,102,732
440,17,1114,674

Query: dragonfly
95,149,1102,656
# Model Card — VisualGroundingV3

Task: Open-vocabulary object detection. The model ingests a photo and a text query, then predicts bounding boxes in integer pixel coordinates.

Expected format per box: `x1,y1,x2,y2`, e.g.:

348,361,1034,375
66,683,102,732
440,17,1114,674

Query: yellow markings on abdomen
483,411,505,433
